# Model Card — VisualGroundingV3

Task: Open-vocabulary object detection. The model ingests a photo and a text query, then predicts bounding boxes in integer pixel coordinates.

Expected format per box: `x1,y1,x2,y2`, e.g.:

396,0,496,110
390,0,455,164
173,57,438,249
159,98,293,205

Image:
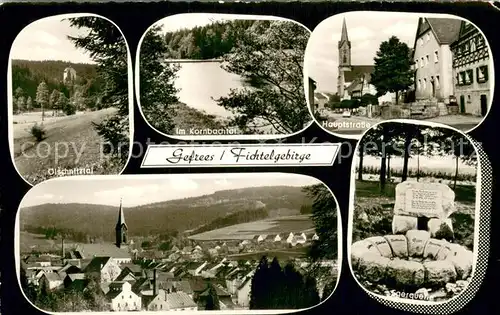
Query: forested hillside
165,20,276,59
20,186,314,243
11,60,102,110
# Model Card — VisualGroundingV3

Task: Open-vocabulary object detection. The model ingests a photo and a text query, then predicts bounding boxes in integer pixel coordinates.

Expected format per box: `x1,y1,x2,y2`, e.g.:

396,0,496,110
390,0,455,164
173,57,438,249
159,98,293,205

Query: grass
227,247,309,261
355,180,476,204
13,108,126,185
357,165,477,183
171,102,239,135
189,215,313,241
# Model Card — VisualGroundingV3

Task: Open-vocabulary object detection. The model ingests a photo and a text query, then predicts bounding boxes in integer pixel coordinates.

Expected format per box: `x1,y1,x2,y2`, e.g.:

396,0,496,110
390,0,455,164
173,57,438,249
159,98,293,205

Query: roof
67,273,85,281
84,257,112,273
43,273,63,282
175,280,193,295
77,244,131,259
237,277,252,290
166,292,197,309
185,262,205,270
338,17,350,48
199,284,231,298
344,66,374,83
115,198,127,230
426,18,462,44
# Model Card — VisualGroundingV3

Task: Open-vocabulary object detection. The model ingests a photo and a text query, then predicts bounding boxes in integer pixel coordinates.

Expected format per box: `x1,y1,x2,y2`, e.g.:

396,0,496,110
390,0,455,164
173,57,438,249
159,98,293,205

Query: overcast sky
306,11,423,93
10,16,106,64
21,174,321,208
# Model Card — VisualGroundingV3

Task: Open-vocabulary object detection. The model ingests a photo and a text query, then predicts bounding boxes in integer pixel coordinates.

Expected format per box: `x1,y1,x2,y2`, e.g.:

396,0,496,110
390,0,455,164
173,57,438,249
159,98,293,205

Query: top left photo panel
7,14,134,186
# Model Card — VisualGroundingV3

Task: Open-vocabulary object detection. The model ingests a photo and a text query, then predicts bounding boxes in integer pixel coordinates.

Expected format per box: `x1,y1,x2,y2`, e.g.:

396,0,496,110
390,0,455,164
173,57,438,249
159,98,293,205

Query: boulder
365,236,393,258
384,235,408,258
392,215,418,234
447,249,474,279
423,239,446,260
351,239,381,269
406,230,431,257
357,252,391,283
428,218,454,239
424,260,457,286
386,258,425,287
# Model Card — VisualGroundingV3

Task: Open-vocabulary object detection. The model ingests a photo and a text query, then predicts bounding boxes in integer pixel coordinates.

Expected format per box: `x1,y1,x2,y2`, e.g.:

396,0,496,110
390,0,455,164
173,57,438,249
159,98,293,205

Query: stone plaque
384,235,408,258
405,189,443,216
365,236,393,258
423,238,445,259
406,230,431,257
394,182,456,218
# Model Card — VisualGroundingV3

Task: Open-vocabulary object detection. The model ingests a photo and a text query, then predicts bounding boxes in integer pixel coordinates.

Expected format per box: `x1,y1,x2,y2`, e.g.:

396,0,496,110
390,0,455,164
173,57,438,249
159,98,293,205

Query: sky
21,174,321,208
10,16,102,64
306,11,422,93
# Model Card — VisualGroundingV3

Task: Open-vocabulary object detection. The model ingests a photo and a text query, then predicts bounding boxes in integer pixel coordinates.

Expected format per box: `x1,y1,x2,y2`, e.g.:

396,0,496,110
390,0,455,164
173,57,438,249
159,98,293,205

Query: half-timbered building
450,20,491,116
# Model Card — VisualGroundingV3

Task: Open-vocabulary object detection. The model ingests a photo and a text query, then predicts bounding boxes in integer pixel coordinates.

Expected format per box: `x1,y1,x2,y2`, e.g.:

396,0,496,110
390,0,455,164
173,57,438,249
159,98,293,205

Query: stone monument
392,182,456,237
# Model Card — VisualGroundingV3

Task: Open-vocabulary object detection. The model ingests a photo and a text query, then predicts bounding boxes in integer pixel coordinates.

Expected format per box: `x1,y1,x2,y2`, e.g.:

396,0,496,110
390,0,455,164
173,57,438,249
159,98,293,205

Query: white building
106,281,142,311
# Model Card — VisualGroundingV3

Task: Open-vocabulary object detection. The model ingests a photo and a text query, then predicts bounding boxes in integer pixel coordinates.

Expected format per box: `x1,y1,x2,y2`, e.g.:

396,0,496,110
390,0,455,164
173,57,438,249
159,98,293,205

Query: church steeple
115,198,128,248
338,18,351,66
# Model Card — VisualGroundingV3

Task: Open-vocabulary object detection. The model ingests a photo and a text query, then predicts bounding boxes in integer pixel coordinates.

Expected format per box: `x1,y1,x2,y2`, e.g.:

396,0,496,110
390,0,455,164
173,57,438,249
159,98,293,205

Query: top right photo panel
305,11,494,137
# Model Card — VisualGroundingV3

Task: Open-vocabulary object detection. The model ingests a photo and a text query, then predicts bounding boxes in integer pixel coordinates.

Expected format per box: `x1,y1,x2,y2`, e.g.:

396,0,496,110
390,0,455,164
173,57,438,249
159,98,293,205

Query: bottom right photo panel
349,121,479,304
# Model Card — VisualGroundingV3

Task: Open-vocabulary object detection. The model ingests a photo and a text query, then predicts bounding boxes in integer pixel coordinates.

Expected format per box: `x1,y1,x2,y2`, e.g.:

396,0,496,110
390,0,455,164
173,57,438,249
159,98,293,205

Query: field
12,108,125,184
19,231,77,254
227,247,309,261
188,215,314,241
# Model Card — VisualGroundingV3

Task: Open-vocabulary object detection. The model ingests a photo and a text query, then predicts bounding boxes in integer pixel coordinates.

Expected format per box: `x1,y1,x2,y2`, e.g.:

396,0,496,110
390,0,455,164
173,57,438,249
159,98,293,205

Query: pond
172,60,246,118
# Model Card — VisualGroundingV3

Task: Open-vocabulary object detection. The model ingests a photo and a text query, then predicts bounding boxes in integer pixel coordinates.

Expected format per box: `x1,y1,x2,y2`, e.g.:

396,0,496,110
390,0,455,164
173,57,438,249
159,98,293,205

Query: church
336,18,393,103
65,199,133,265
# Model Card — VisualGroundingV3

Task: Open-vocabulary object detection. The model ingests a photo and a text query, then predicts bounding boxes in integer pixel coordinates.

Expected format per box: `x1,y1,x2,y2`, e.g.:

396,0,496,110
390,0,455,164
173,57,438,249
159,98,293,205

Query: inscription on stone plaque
405,189,443,216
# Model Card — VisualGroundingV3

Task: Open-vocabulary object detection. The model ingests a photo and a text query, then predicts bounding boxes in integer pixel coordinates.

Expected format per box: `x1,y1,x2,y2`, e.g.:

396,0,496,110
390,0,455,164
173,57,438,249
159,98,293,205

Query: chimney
153,268,157,296
61,238,65,261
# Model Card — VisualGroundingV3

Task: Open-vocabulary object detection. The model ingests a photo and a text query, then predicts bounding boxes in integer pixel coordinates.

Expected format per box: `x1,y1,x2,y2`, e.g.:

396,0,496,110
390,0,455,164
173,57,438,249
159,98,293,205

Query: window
459,72,466,85
426,33,431,42
417,79,421,90
467,95,471,103
415,59,419,68
421,57,424,68
477,66,489,83
423,78,427,90
436,75,440,89
434,50,439,63
471,38,476,52
118,303,121,307
122,296,124,299
466,69,474,84
129,295,131,299
419,38,423,46
426,55,429,65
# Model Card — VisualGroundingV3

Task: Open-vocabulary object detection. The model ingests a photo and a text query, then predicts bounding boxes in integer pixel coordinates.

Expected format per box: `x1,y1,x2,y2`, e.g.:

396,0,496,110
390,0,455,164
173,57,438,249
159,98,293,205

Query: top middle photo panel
136,13,313,139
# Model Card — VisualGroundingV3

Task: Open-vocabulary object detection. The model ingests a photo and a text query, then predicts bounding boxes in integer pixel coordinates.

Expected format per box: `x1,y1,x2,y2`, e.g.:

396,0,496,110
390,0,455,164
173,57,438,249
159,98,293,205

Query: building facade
450,20,491,116
413,18,461,102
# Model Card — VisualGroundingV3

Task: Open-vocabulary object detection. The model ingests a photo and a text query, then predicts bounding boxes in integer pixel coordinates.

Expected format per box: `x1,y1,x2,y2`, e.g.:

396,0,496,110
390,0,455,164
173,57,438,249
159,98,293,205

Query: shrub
30,123,46,142
340,99,360,109
360,93,379,106
64,102,76,115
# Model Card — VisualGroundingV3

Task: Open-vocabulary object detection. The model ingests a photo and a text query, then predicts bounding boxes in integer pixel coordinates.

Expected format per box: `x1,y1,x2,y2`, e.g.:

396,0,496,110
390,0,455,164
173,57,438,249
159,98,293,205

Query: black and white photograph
137,13,312,137
305,12,493,136
9,14,132,185
349,121,478,302
17,173,339,312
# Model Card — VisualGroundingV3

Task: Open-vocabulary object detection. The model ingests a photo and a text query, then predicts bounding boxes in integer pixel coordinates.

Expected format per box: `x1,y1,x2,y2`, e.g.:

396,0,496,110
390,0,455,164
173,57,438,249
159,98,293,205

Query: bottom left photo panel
15,173,340,313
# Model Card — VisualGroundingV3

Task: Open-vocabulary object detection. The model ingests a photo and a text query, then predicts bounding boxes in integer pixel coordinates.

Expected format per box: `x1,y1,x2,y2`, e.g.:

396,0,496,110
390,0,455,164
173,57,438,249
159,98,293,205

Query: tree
14,86,24,99
26,96,33,112
49,90,60,114
204,283,221,310
250,256,270,309
35,81,49,121
370,36,414,104
56,92,69,115
215,20,311,134
139,25,180,134
302,184,337,260
16,96,26,113
67,17,129,163
72,90,85,112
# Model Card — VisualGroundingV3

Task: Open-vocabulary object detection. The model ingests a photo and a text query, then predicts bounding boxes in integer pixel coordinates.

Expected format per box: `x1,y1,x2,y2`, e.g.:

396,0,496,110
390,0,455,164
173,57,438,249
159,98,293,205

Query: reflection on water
173,61,245,118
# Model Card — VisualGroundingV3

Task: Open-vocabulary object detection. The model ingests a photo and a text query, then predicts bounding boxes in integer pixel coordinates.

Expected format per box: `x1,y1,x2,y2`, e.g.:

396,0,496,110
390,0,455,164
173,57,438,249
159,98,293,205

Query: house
290,235,307,247
286,232,294,243
106,281,142,311
257,234,268,243
236,276,253,307
413,17,462,102
186,261,208,276
227,246,240,254
239,240,251,247
84,256,122,283
40,272,64,290
63,273,88,291
450,20,491,116
273,234,282,242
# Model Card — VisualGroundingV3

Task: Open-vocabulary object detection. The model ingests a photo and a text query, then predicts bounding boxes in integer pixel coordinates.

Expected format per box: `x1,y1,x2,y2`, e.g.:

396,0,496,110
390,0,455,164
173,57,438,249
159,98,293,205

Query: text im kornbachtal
165,148,312,164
